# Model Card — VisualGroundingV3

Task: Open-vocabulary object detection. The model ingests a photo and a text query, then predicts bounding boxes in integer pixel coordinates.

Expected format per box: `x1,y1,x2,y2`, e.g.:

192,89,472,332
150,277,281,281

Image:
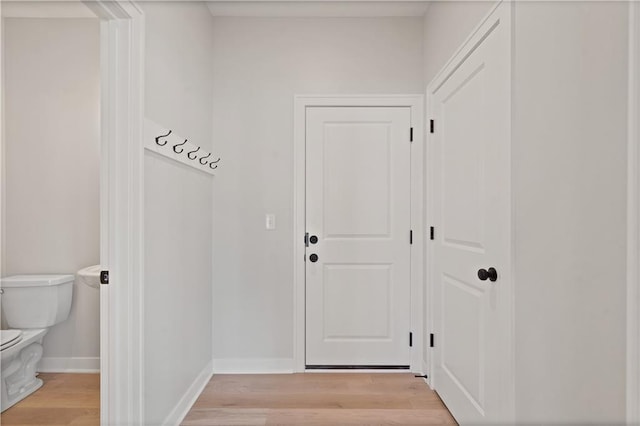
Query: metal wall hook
173,139,188,154
209,157,221,164
187,146,201,160
155,130,172,146
199,153,211,165
209,162,218,170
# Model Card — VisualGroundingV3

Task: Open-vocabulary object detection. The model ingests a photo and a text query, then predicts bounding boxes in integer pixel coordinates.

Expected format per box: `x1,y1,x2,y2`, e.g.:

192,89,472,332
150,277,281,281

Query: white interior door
430,4,512,423
305,106,412,368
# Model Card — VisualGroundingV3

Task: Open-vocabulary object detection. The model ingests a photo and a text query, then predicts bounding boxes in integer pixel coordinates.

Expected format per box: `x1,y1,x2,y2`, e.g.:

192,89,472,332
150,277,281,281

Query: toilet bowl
0,329,48,411
0,274,74,412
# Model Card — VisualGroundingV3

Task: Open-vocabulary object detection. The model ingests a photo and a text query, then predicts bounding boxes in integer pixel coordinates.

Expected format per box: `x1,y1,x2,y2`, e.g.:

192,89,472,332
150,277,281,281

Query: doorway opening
0,1,145,424
0,3,101,421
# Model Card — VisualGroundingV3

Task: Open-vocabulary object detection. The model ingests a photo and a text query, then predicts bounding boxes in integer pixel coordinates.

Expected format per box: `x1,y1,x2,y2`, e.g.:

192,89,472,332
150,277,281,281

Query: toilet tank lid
0,274,74,288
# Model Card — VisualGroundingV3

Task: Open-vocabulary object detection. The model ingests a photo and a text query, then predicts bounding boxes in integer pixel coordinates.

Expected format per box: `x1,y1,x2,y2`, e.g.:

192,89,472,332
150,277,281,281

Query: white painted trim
293,94,425,373
628,1,640,423
425,1,514,421
293,97,306,373
38,357,100,374
409,98,426,374
82,1,146,424
213,358,294,374
424,93,434,388
163,360,214,426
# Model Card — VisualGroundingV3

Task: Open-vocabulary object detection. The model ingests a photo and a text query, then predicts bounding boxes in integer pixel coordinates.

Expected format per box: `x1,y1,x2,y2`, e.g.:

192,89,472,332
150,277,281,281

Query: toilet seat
0,330,23,351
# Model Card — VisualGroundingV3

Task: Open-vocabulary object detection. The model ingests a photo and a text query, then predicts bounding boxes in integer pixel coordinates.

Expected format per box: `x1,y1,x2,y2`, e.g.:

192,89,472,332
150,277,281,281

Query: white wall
2,18,101,371
424,1,628,422
211,17,424,367
512,2,627,422
141,2,214,424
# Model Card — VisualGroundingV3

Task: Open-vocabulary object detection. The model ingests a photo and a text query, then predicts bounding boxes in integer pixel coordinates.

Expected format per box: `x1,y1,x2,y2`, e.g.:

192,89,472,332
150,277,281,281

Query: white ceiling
206,1,431,18
1,1,96,18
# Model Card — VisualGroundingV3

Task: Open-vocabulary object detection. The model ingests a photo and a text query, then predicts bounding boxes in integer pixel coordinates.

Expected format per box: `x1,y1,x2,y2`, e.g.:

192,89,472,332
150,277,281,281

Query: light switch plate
265,214,276,230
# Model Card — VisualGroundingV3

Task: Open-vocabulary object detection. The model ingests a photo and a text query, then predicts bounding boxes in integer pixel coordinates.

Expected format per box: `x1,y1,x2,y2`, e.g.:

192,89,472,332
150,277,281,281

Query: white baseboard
163,359,214,426
213,358,294,374
38,357,100,373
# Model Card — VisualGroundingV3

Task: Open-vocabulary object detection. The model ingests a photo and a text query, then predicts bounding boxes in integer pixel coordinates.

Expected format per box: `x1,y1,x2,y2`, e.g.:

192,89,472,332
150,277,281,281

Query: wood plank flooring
182,373,457,425
0,372,456,425
0,373,99,426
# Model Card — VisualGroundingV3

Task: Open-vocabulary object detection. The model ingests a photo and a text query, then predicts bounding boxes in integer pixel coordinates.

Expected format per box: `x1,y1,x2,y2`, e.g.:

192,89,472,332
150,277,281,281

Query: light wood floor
0,373,99,426
182,373,457,425
0,372,456,425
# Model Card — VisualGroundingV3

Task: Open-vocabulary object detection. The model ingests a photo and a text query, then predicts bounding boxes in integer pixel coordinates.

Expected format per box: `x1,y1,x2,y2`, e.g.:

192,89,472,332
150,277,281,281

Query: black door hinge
100,270,109,285
410,127,414,142
430,333,435,348
410,230,413,245
430,120,435,134
304,232,309,247
409,332,413,347
430,227,435,240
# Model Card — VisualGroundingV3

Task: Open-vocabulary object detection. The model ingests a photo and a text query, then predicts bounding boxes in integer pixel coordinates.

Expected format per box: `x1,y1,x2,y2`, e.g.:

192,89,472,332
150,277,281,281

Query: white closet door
305,106,412,367
431,3,513,423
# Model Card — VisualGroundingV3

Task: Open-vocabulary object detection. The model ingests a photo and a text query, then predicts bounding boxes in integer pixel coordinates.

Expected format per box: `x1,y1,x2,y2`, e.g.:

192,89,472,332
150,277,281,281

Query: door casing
83,1,146,424
293,95,425,373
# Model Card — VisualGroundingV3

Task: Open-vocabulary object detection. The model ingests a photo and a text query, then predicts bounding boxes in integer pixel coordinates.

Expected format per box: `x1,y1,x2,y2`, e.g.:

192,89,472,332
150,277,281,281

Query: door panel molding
293,95,424,373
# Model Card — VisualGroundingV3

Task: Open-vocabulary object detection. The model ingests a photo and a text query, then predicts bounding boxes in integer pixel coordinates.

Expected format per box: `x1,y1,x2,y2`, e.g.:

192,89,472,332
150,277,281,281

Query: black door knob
477,267,498,282
309,235,318,244
309,254,319,263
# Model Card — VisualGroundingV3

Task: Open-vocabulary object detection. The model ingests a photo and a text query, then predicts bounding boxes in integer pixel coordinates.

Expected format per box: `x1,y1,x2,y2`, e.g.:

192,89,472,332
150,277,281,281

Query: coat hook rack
144,118,220,175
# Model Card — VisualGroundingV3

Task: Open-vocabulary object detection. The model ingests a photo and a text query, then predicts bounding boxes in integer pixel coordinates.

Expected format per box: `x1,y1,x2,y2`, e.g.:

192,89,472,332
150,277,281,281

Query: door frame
628,0,640,422
82,1,145,424
293,95,424,373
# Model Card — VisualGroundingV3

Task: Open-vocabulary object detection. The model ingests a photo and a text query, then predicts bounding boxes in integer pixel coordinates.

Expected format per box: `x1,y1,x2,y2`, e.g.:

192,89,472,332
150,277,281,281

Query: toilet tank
0,275,74,329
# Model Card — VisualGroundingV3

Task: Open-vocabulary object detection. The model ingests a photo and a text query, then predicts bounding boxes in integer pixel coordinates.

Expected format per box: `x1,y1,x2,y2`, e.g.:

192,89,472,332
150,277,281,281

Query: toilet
0,274,74,413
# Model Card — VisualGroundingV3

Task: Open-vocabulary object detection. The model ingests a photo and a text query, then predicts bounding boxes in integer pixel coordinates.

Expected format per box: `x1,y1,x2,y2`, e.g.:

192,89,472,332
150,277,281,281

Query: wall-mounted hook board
144,118,218,175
